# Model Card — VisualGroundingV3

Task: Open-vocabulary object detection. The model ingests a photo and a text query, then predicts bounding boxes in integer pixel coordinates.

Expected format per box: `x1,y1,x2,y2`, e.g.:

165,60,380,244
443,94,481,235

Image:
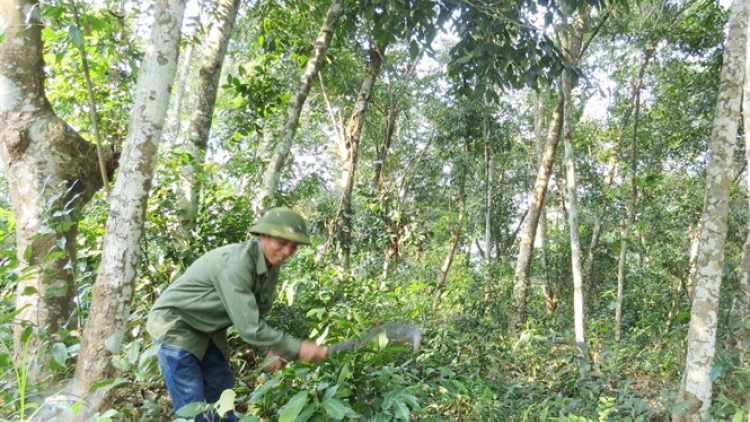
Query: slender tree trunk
1,0,113,384
255,0,344,212
72,0,186,417
562,69,585,344
167,43,194,143
335,41,388,271
484,121,494,311
433,161,467,311
673,0,748,418
534,94,556,316
616,61,643,342
509,95,564,329
585,47,652,311
176,0,240,241
559,6,588,345
372,59,417,191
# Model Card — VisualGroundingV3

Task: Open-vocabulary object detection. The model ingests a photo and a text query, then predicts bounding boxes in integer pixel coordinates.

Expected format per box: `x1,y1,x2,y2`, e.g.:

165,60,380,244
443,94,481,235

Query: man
147,207,328,422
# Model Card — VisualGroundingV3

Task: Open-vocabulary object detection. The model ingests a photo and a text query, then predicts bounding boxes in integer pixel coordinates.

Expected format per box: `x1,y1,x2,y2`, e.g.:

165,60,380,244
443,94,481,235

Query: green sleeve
213,262,302,360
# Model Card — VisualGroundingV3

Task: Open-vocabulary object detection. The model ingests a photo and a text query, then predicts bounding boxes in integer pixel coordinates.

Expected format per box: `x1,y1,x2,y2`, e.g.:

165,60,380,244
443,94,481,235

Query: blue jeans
156,341,238,422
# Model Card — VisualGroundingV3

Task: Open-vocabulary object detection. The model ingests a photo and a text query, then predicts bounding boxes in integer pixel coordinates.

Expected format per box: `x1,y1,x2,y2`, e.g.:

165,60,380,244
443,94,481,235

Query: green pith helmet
250,208,311,245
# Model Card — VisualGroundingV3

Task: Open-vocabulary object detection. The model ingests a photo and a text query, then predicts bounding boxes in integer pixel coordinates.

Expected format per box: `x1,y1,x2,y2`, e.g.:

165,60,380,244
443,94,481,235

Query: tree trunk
167,43,194,143
509,95,564,329
615,57,643,342
560,6,588,345
673,0,748,418
585,47,652,311
0,0,113,384
335,41,388,271
433,160,467,311
255,0,345,212
562,68,585,344
483,120,494,311
176,0,240,241
72,0,186,417
532,95,555,316
372,59,417,192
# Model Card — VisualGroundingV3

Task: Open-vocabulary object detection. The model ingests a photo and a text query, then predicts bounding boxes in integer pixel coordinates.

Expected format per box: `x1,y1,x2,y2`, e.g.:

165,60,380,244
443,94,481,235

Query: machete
326,322,422,354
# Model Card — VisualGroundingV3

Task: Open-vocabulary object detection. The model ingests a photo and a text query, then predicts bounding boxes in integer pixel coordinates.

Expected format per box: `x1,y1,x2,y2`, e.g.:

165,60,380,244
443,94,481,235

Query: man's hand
260,351,287,372
297,341,328,362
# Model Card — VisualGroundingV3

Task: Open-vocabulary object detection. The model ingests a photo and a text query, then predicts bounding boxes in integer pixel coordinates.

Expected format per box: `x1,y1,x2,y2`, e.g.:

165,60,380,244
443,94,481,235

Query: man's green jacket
146,239,303,361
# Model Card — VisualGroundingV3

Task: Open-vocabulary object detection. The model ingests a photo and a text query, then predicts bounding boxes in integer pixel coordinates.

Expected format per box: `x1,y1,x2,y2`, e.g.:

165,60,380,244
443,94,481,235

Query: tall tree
433,152,468,311
510,95,564,329
176,0,240,241
673,0,748,418
585,47,652,302
615,69,643,341
0,0,114,384
254,0,345,213
72,0,186,416
483,119,494,310
333,41,387,270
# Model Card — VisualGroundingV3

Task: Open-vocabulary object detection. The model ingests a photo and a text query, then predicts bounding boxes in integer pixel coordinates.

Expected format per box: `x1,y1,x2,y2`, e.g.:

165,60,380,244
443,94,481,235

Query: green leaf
214,389,236,417
292,403,316,422
176,401,213,418
237,416,261,422
20,326,33,343
21,286,38,296
279,390,308,422
68,25,84,50
392,400,410,421
249,374,282,403
51,342,68,366
322,397,347,420
0,29,5,44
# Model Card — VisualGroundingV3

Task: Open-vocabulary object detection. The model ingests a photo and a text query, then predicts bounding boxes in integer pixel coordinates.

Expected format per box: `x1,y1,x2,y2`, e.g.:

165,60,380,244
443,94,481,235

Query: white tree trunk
72,0,186,417
559,5,587,345
673,0,749,418
1,0,111,384
562,66,585,345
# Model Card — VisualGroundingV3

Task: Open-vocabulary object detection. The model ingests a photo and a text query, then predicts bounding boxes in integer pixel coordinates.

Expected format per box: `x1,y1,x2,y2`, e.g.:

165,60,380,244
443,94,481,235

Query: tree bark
335,41,388,271
615,53,644,342
72,0,186,417
483,120,494,311
176,0,240,241
0,0,113,384
509,95,564,329
433,159,467,311
167,43,193,143
673,0,748,418
534,94,556,316
372,59,417,191
255,0,345,213
559,5,588,345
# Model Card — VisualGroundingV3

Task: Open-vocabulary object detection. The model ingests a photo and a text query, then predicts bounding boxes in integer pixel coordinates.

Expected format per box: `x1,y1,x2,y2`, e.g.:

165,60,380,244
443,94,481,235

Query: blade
327,322,422,354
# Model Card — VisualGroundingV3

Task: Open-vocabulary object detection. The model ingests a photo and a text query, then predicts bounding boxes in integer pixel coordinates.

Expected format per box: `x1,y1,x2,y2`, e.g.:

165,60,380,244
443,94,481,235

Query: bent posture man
147,208,328,422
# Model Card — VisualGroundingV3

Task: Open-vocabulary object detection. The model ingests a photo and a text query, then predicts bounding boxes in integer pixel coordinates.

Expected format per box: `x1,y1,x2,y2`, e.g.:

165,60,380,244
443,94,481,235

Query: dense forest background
1,0,750,420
